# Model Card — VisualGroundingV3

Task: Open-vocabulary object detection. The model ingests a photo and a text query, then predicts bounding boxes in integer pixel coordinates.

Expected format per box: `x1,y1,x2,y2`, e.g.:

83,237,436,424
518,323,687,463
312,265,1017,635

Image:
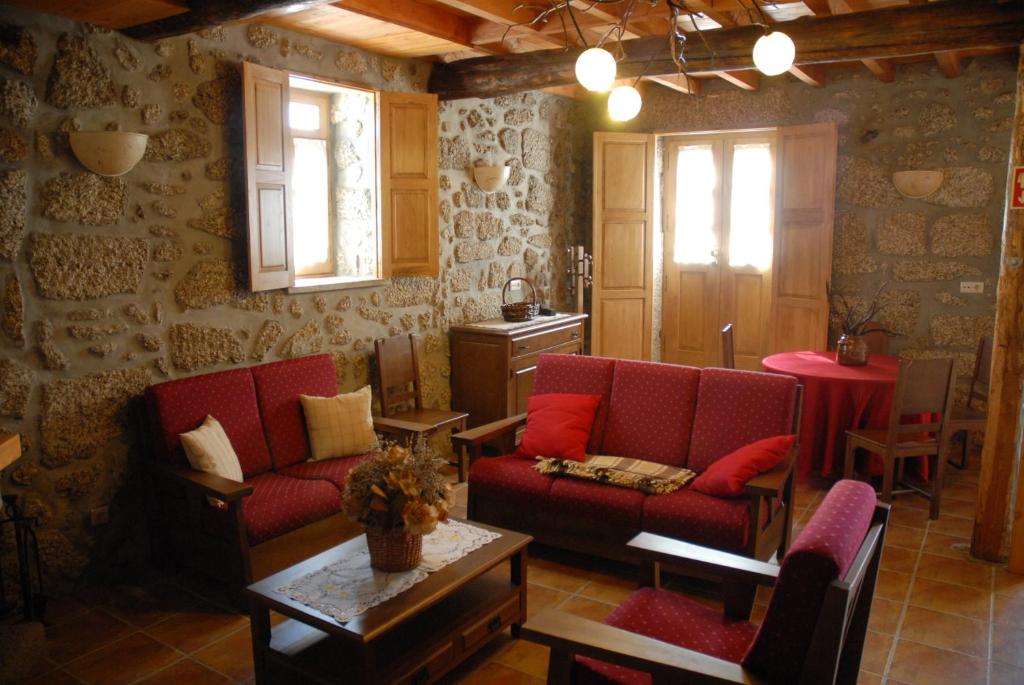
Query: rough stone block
454,241,495,263
931,214,994,257
144,128,211,162
838,157,901,208
174,258,236,310
0,358,31,417
918,103,957,136
0,129,28,162
34,321,67,370
497,236,522,256
384,277,434,307
193,76,234,124
169,323,244,371
29,233,146,300
45,34,116,109
892,261,981,282
0,23,36,75
832,212,878,275
40,368,149,464
522,128,550,171
930,314,995,348
877,212,926,256
453,211,475,239
251,320,283,361
526,175,553,215
281,320,323,358
0,169,25,259
925,167,993,208
2,272,23,345
0,78,36,126
439,136,470,170
41,172,126,226
477,212,502,240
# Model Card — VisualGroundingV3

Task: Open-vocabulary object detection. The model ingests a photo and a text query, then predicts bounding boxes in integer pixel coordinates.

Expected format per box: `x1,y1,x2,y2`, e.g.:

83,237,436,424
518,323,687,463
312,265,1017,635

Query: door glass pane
289,101,321,132
673,144,717,264
728,143,773,269
292,137,331,275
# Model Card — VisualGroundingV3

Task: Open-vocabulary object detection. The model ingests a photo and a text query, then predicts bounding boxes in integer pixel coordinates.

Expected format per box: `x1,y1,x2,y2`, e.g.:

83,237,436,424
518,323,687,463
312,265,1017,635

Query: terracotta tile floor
16,458,1021,685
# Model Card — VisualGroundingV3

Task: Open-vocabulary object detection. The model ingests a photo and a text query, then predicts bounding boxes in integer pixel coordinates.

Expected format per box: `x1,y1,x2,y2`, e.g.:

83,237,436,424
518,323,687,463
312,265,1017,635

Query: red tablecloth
762,351,902,478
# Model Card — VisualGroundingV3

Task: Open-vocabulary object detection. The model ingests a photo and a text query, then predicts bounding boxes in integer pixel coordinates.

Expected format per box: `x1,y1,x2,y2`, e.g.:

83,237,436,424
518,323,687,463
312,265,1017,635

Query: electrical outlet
90,506,109,526
959,281,984,294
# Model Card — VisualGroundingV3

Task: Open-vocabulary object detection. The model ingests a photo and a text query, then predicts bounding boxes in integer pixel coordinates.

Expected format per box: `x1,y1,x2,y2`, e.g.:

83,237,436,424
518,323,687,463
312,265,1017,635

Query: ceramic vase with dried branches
829,282,896,366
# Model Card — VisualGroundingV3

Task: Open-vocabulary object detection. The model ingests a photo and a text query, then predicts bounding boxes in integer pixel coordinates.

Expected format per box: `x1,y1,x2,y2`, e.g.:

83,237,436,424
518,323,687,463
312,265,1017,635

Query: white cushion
301,386,378,461
180,415,243,483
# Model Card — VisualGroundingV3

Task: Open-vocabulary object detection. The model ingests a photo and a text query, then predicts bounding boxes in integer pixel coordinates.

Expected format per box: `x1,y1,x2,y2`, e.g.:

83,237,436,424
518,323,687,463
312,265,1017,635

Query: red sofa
456,355,802,562
144,353,408,588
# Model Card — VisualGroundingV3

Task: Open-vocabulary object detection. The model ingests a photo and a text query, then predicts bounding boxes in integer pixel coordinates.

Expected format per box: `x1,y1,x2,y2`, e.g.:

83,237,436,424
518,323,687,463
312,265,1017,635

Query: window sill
288,276,387,294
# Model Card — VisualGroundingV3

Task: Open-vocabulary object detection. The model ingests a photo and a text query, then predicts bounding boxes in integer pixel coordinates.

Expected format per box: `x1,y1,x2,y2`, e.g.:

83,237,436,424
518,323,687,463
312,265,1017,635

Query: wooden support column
972,43,1024,566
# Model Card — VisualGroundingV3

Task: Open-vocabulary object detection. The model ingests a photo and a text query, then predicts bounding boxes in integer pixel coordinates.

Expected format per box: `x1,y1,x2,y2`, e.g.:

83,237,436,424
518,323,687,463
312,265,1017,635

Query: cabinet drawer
460,596,520,653
511,323,582,359
393,641,455,685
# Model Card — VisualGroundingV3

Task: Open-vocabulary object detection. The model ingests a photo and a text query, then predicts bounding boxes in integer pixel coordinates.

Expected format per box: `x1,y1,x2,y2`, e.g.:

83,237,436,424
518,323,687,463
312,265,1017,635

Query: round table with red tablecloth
761,351,904,478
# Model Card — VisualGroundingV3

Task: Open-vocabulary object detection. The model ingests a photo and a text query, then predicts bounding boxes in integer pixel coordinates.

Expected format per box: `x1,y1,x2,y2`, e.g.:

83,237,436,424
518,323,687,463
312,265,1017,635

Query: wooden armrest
743,448,796,497
452,413,527,450
372,415,433,434
628,532,780,586
521,610,762,685
158,466,252,502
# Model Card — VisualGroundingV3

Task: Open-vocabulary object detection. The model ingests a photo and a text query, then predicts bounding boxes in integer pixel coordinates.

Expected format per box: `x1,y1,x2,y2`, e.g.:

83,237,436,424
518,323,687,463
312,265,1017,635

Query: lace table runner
277,520,501,623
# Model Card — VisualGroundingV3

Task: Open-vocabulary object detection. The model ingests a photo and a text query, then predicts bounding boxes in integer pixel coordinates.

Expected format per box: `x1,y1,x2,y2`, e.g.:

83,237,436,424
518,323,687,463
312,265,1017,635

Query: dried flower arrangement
342,441,454,536
829,281,897,337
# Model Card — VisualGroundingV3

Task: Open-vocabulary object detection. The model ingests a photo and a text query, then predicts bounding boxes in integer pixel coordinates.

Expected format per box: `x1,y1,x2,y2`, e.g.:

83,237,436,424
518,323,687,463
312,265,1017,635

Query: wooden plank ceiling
5,0,1020,98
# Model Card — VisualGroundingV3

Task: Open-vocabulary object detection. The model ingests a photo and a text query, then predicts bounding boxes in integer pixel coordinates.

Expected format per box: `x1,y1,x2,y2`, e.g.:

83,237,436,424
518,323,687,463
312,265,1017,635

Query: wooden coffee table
246,521,531,685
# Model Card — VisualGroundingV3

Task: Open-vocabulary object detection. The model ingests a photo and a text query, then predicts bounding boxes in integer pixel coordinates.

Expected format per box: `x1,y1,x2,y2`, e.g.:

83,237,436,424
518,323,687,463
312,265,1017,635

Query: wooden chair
373,333,470,480
861,320,890,356
843,357,956,519
721,323,735,369
947,336,991,469
523,480,888,685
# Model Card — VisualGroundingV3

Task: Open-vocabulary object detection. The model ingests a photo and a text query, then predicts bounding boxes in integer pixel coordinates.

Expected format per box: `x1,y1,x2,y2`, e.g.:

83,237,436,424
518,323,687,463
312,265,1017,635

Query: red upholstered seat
251,354,338,469
575,587,759,685
533,354,617,453
146,368,273,478
243,473,341,545
687,368,798,474
468,456,554,530
281,454,372,491
642,488,750,552
601,360,701,466
547,479,645,539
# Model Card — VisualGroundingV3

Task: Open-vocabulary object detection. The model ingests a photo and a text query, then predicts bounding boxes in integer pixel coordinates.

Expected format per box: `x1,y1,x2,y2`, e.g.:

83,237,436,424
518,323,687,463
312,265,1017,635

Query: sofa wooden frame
454,386,803,563
521,500,889,685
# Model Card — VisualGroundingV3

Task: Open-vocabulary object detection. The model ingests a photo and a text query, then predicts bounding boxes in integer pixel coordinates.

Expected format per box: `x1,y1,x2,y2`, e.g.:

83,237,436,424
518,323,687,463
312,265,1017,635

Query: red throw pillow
690,435,796,497
516,393,602,462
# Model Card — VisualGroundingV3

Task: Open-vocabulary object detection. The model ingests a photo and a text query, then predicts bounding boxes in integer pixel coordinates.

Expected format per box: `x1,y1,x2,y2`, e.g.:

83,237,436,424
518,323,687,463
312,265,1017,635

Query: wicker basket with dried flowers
342,441,454,572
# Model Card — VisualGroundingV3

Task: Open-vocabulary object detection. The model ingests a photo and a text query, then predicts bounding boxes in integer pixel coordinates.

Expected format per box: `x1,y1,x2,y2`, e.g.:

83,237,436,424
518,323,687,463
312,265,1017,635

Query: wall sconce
473,163,511,193
892,170,943,199
69,131,149,176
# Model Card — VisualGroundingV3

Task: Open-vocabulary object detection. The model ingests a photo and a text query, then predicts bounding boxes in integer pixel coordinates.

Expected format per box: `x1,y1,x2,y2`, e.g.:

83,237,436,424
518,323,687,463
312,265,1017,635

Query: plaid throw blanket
534,455,695,495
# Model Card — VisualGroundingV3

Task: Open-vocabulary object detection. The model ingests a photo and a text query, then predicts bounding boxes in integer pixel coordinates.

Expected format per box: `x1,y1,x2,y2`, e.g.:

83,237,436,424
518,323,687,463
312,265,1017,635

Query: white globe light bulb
753,31,796,76
607,85,642,122
575,47,617,92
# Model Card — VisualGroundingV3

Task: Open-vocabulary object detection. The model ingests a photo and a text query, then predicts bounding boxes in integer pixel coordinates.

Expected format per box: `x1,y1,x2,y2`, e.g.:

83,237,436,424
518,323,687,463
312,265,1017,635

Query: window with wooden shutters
242,66,439,292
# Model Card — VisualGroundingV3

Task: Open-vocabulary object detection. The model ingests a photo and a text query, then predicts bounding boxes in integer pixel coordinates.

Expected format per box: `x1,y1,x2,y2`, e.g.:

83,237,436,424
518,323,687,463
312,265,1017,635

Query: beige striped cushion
180,415,243,483
301,386,378,461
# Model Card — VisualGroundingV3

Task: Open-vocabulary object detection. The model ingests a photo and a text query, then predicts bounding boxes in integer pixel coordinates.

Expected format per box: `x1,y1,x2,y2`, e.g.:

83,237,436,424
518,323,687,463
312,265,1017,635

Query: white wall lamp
69,131,149,176
473,163,511,193
892,170,943,199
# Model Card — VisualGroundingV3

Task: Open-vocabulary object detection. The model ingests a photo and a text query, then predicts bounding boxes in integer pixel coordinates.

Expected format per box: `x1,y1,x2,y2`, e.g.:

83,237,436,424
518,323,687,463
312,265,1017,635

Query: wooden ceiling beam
645,73,702,96
861,57,895,82
122,0,335,40
716,69,760,90
788,63,826,87
434,0,567,49
428,0,1024,99
935,50,963,78
807,0,897,83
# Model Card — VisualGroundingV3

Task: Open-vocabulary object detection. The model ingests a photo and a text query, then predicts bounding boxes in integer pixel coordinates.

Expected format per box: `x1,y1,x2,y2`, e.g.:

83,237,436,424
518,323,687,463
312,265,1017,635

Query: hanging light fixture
608,84,642,122
752,31,795,76
574,47,617,92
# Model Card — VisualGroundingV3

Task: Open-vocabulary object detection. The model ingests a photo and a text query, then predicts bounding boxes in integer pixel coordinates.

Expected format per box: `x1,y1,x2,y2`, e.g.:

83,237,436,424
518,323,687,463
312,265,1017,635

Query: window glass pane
289,101,321,132
673,144,717,265
728,143,773,269
292,137,331,275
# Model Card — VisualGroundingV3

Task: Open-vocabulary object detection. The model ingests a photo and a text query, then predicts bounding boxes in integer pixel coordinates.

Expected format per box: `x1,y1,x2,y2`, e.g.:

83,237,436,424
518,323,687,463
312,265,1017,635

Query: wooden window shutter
380,92,439,278
243,62,293,291
769,123,838,353
591,132,656,360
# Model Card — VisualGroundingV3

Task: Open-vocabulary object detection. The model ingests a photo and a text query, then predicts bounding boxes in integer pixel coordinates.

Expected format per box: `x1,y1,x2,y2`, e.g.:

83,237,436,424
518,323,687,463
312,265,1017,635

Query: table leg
456,418,468,483
249,601,271,685
511,548,528,638
358,643,377,685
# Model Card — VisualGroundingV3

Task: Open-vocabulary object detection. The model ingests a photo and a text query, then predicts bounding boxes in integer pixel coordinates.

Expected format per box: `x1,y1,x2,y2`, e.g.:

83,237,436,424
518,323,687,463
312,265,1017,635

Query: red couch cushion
533,354,617,454
251,354,338,469
742,480,877,681
687,368,798,474
576,587,758,685
517,393,602,461
469,455,553,510
642,488,751,552
547,479,646,537
601,360,701,466
146,368,273,478
243,473,341,545
280,454,372,491
691,435,796,497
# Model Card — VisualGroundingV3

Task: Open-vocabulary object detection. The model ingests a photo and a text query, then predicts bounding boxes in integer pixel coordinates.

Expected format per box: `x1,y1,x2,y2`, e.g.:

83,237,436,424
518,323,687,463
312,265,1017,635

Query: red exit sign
1013,167,1024,209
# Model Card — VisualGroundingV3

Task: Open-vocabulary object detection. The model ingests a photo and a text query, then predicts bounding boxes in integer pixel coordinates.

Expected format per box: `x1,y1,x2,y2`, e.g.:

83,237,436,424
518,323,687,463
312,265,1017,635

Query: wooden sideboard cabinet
450,313,588,428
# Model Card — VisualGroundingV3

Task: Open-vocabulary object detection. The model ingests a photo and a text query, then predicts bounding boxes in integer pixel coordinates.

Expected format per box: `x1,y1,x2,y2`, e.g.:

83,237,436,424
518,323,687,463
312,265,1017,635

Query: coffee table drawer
460,595,520,652
394,641,455,685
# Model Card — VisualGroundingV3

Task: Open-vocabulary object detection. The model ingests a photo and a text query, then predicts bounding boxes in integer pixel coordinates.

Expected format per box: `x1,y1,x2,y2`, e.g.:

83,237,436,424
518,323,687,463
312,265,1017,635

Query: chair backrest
861,321,889,356
742,479,886,685
721,323,735,369
374,333,422,417
887,357,957,440
968,336,992,407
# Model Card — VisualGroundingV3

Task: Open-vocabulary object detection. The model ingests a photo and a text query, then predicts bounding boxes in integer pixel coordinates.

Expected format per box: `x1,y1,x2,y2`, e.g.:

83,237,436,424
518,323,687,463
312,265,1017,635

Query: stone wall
615,57,1014,378
0,8,588,586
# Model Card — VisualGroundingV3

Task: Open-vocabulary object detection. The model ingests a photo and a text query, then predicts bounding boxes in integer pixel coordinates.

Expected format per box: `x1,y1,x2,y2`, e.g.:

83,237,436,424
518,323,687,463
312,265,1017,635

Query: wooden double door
590,124,837,368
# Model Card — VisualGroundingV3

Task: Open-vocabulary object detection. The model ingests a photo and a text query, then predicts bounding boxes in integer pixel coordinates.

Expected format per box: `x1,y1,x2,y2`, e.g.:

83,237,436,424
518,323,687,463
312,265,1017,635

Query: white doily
276,520,502,623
